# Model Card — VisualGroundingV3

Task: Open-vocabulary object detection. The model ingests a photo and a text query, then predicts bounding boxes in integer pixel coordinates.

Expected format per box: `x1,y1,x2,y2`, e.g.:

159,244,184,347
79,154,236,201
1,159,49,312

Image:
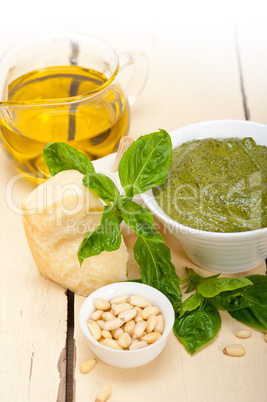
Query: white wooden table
0,10,267,402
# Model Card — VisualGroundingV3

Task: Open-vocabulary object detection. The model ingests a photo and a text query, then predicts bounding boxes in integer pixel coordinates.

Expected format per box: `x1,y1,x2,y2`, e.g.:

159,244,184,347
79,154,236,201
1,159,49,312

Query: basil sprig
175,268,267,354
43,130,180,305
43,132,267,355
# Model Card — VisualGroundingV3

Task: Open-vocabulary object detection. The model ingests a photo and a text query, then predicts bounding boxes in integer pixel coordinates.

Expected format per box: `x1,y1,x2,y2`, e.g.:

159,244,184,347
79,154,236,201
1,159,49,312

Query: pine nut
79,358,97,374
110,295,129,304
102,312,116,321
135,313,143,323
112,303,133,316
96,320,106,330
124,319,135,336
129,340,148,350
95,384,112,402
133,320,147,339
118,332,132,349
102,338,123,350
154,314,165,334
264,333,267,343
104,318,124,331
146,314,157,333
101,330,112,339
142,331,162,344
118,308,137,322
235,329,252,339
88,294,164,351
111,328,124,340
93,298,110,311
223,344,245,357
128,295,149,308
141,306,160,320
87,320,102,341
90,310,103,321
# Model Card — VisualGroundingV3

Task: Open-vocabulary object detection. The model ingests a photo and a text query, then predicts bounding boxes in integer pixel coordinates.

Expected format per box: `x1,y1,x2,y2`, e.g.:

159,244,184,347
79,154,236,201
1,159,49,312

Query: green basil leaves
175,269,267,354
174,302,221,354
118,129,172,197
43,142,95,176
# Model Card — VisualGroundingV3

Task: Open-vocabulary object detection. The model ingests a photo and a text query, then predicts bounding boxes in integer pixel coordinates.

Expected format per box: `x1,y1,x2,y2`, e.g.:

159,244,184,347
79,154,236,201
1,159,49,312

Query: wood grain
0,150,67,402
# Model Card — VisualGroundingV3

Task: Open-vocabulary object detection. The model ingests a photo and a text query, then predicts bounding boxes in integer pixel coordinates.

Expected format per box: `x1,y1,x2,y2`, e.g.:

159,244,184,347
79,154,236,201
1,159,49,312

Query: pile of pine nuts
87,294,165,350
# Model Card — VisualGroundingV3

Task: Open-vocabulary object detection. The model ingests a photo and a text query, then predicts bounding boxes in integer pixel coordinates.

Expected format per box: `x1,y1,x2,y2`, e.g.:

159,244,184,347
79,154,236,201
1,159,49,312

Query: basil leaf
118,129,172,197
197,277,253,298
178,293,205,317
173,302,221,354
78,205,121,265
211,288,253,311
134,236,182,307
83,173,120,204
43,142,95,176
229,307,267,331
228,275,267,331
185,268,220,293
121,199,164,242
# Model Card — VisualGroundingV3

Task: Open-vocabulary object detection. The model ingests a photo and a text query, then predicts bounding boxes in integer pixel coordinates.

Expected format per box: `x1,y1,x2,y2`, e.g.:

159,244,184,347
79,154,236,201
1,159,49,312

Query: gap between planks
234,27,250,121
66,290,75,402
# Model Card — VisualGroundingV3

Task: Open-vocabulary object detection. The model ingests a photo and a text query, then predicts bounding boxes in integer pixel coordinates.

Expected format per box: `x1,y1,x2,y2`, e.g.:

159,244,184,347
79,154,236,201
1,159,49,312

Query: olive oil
0,66,129,182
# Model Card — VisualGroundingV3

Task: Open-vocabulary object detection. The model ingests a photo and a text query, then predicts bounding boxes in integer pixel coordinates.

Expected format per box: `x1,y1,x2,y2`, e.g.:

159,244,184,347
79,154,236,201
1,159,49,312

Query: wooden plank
73,22,267,402
0,148,68,401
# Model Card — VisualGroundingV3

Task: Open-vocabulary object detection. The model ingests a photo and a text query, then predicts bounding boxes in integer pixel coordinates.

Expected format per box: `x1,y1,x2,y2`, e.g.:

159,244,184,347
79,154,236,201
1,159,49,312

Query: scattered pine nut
95,384,112,402
223,344,245,357
79,358,97,374
264,333,267,343
235,329,252,339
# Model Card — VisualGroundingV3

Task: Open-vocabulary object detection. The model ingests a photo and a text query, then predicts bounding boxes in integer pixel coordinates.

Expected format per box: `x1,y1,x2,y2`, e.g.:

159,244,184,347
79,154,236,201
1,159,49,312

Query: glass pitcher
0,33,148,183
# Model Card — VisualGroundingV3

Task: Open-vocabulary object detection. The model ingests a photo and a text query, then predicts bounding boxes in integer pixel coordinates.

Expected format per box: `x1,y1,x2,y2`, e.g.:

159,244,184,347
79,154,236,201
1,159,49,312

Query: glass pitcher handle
118,51,149,106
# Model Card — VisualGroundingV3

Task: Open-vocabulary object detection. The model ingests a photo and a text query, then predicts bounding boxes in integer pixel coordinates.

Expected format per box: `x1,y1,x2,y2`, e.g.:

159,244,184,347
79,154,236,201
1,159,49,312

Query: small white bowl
79,282,175,368
141,120,267,273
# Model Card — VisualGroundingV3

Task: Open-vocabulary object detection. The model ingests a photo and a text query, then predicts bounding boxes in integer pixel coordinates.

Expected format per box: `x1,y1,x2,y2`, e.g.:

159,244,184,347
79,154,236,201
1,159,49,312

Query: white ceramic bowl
141,120,267,273
79,282,175,368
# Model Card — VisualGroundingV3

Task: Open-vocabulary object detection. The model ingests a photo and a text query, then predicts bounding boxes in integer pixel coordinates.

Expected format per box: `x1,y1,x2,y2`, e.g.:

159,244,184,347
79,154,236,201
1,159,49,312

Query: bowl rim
141,119,267,239
79,282,175,354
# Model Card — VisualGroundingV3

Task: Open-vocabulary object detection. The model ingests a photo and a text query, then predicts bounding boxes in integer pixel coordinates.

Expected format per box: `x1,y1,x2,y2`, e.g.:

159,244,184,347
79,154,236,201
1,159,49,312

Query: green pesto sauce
153,137,267,232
